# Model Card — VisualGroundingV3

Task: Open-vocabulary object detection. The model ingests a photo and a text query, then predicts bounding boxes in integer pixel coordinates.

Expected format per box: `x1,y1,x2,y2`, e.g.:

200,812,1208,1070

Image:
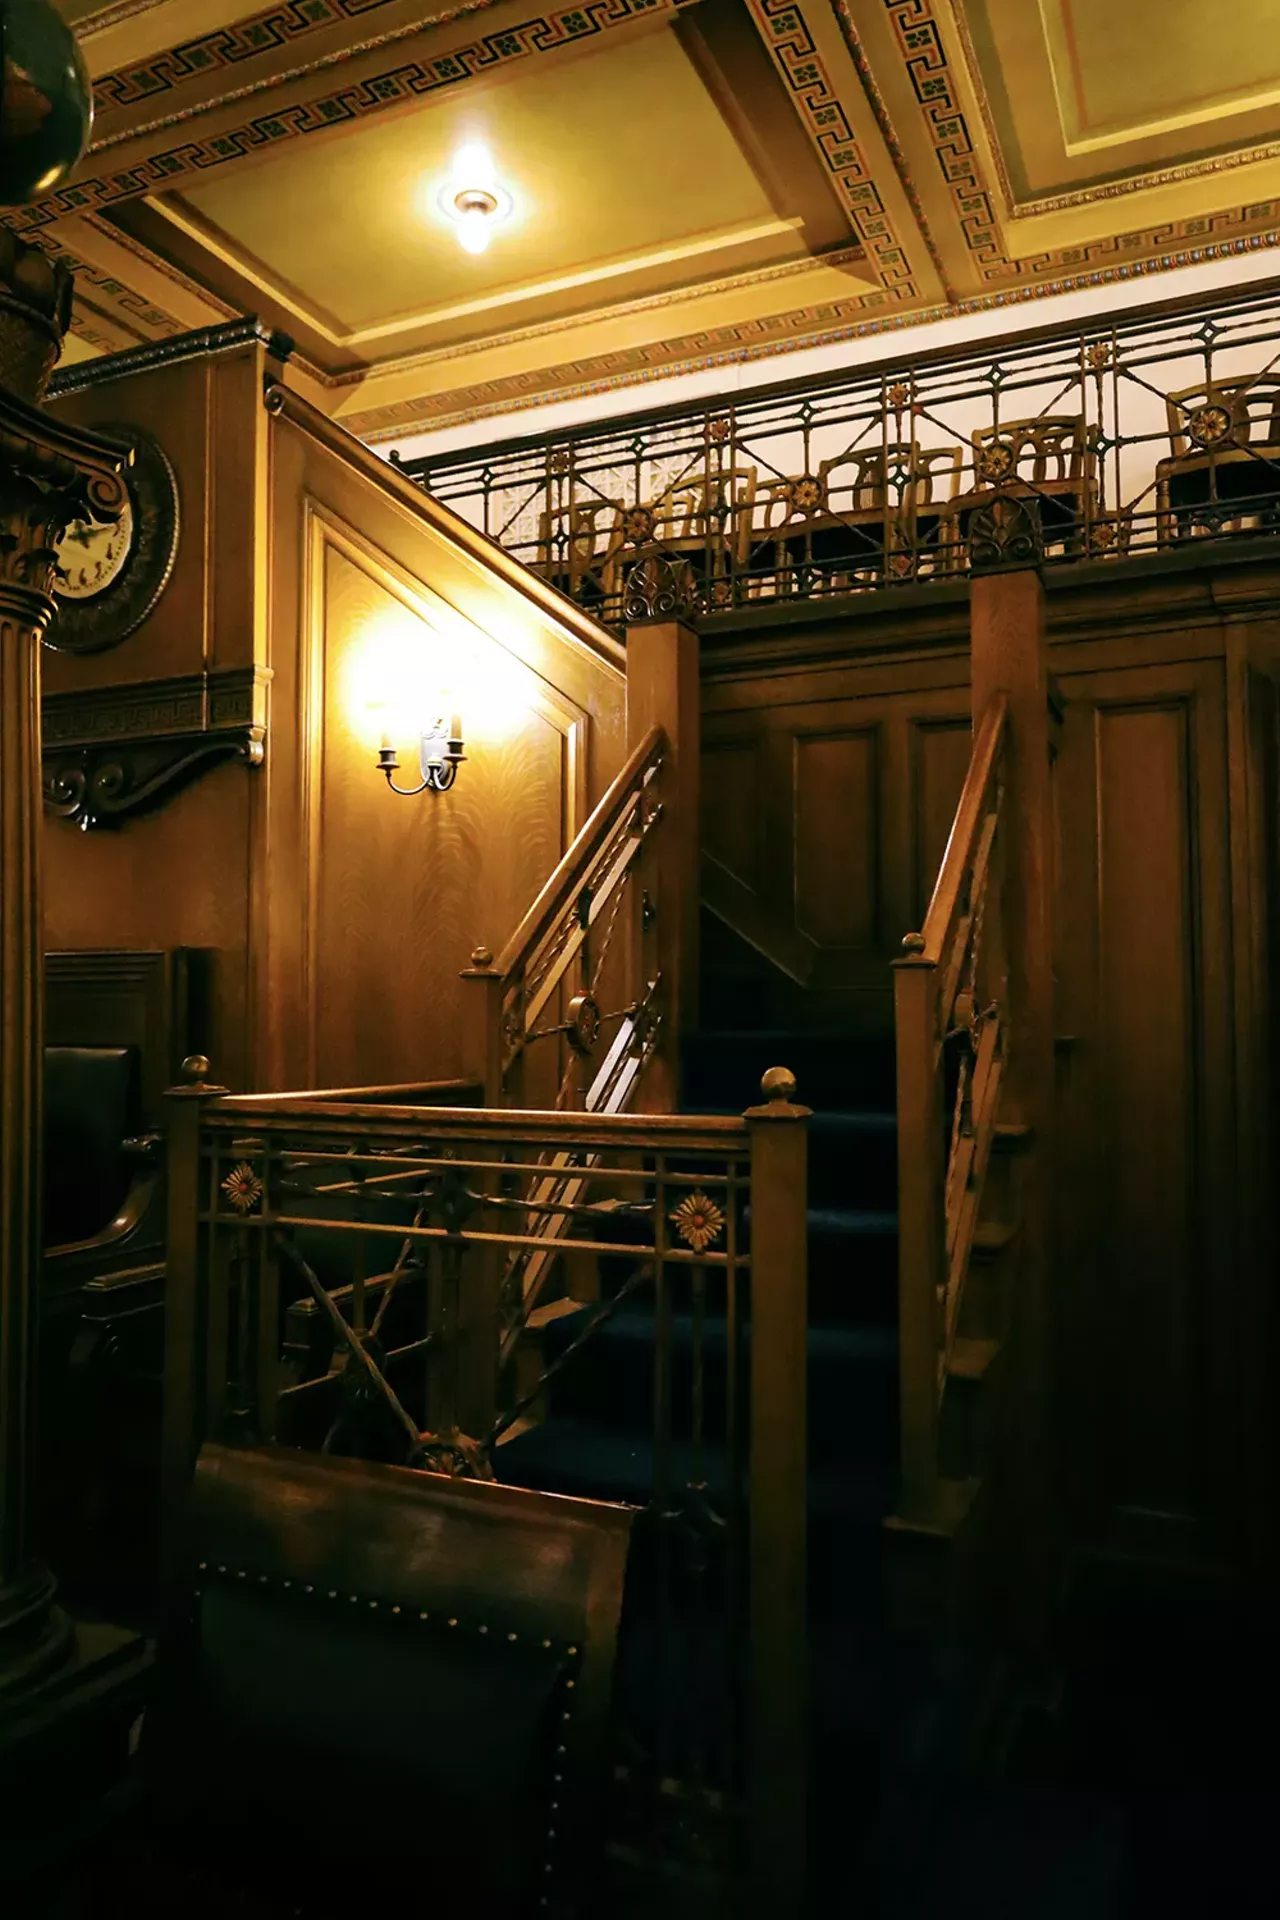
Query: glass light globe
456,206,491,255
0,0,93,206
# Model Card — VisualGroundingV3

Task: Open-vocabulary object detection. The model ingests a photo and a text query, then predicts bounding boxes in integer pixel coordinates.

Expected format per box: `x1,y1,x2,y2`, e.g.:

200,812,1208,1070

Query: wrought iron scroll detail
623,554,701,623
967,492,1043,573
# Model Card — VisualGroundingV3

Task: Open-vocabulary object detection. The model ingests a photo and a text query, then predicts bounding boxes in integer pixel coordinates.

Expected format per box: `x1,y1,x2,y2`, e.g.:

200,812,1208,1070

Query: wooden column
745,1065,810,1917
968,506,1057,1640
625,564,700,1112
0,254,129,1697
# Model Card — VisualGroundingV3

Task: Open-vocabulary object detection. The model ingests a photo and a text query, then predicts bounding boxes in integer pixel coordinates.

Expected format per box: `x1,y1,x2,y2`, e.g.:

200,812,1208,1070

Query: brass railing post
891,944,945,1519
744,1066,810,1916
625,563,700,1112
160,1054,227,1569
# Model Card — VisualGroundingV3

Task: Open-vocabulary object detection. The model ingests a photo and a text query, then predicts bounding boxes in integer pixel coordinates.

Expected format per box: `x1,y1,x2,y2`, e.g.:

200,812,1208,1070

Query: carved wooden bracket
967,492,1043,573
42,666,269,831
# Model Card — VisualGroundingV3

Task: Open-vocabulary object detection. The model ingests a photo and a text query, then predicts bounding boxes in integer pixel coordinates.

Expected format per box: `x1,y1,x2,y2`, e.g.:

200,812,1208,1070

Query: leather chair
59,1443,636,1919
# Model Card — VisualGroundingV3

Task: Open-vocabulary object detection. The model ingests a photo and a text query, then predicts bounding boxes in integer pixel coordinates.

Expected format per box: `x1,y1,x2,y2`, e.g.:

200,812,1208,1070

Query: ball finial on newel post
760,1065,798,1106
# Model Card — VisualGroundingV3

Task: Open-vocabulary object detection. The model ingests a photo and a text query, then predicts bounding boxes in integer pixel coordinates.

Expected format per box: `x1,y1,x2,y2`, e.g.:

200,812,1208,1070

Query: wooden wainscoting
1051,653,1241,1564
702,562,1280,1577
702,649,971,1030
261,395,627,1093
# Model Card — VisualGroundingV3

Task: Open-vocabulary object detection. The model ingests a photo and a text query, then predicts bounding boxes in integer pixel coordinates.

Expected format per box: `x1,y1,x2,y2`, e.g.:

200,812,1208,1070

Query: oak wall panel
309,541,575,1089
794,729,878,950
1094,701,1199,1521
261,414,626,1091
912,718,972,927
703,590,1271,1568
702,740,761,890
702,661,970,1027
43,762,253,1090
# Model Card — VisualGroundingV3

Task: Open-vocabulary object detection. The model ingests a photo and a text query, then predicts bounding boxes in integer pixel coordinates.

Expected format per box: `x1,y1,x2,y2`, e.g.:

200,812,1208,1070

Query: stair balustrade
163,1062,810,1911
893,695,1010,1521
461,723,667,1116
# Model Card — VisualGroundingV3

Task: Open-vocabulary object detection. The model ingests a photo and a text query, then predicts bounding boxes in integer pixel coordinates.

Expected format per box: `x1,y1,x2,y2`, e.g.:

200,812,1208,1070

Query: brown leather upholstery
44,1044,141,1248
143,1444,635,1917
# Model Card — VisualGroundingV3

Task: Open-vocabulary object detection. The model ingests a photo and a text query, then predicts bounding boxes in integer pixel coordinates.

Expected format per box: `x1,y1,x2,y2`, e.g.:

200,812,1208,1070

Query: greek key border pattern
345,227,1280,440
746,0,918,297
880,0,1280,284
9,0,684,236
94,0,402,113
828,0,953,299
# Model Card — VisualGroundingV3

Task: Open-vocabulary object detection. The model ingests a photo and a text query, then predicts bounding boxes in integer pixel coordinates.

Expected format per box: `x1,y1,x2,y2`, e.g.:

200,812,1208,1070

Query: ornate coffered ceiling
30,0,1280,434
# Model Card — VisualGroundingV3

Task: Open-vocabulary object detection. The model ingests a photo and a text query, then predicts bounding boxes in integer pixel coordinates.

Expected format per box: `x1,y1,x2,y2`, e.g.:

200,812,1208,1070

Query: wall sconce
376,712,465,795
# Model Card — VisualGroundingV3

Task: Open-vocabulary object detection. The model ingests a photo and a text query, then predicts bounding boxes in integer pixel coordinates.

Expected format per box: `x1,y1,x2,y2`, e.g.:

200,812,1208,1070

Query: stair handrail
893,693,1009,1519
464,724,666,1112
914,694,1008,970
495,723,664,983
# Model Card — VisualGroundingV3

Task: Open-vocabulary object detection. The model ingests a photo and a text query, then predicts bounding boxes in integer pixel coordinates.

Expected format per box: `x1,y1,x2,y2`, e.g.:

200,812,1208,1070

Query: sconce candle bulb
377,714,466,796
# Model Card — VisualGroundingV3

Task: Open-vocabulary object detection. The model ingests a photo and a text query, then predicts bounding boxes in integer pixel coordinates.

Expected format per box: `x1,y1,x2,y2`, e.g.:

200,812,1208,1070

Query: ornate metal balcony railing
392,278,1280,623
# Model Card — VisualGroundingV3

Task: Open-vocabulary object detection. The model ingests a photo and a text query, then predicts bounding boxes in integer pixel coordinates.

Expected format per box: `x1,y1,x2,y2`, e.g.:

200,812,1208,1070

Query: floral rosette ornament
670,1190,725,1254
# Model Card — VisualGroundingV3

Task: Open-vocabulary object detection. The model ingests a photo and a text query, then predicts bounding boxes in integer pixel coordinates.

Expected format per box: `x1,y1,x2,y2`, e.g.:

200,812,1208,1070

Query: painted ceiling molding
7,0,694,235
340,226,1280,441
744,0,919,296
20,0,1280,435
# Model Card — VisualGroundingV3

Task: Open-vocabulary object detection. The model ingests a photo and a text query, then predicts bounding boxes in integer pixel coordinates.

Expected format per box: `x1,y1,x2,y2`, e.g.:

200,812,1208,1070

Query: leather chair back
147,1443,635,1917
44,1043,140,1247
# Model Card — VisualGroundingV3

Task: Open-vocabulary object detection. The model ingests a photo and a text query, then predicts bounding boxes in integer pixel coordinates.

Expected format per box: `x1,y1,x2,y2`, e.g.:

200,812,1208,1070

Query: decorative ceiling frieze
22,0,1280,433
744,0,922,296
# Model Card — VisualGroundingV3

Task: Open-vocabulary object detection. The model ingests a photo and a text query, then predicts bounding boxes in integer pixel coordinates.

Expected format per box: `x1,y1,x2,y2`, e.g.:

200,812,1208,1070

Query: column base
0,1561,74,1700
0,1610,152,1902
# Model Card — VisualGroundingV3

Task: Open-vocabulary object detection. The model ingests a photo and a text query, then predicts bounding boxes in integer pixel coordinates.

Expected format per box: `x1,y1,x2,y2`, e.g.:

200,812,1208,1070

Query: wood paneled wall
703,646,972,1029
702,568,1280,1572
45,348,626,1095
45,338,275,1093
261,412,625,1091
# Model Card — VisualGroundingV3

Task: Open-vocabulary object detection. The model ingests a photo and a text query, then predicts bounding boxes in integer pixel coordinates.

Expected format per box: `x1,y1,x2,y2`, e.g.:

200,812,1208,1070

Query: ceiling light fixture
439,142,511,256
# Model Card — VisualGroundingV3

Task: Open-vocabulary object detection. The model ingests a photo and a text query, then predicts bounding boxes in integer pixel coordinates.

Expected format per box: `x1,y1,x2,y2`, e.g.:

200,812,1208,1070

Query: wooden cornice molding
42,665,270,830
48,314,294,396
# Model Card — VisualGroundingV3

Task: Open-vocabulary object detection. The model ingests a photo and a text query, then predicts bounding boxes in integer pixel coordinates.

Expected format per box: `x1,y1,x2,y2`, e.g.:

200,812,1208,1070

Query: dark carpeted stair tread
533,1303,898,1459
496,1417,895,1525
542,1302,897,1358
806,1206,898,1237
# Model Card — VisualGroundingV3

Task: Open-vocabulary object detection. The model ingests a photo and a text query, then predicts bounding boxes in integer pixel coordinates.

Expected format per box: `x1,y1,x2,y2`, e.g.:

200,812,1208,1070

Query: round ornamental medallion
623,504,656,545
787,475,823,514
977,439,1016,485
48,425,180,654
1186,403,1233,450
567,992,601,1055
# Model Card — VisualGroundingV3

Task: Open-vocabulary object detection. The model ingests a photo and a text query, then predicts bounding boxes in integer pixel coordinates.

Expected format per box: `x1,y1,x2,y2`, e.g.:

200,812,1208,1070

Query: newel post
968,498,1057,1635
459,944,510,1109
160,1054,227,1566
625,559,700,1111
892,939,944,1520
745,1066,810,1915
